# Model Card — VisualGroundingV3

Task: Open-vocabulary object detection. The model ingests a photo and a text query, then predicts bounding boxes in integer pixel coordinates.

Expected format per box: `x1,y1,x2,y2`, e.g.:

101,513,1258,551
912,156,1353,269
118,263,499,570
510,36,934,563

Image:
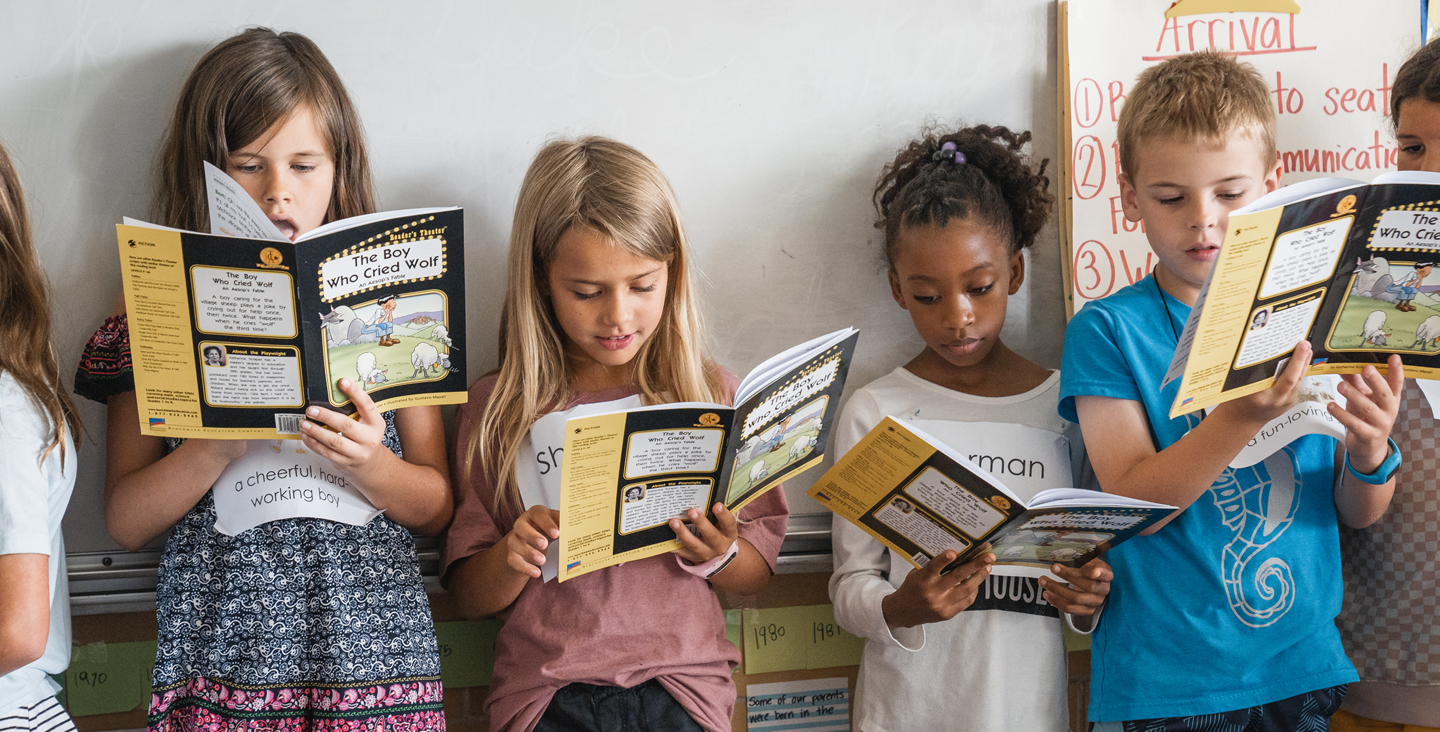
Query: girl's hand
300,378,393,481
1331,356,1404,473
506,505,559,579
880,546,994,629
671,503,739,564
1039,557,1113,615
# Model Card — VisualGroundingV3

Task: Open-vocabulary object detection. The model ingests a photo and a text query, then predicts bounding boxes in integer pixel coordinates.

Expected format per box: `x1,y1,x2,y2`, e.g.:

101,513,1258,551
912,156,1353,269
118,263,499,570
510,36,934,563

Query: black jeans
1100,684,1348,732
535,679,706,732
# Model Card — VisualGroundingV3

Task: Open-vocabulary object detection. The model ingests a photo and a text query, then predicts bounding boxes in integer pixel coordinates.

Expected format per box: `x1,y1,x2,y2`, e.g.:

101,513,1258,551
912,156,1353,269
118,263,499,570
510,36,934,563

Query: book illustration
1326,258,1440,353
992,527,1116,566
726,397,827,504
319,290,456,404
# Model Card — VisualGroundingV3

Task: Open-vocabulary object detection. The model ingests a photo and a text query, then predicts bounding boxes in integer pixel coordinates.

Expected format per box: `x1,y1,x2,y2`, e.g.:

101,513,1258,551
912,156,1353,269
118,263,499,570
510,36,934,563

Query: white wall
0,1,1064,554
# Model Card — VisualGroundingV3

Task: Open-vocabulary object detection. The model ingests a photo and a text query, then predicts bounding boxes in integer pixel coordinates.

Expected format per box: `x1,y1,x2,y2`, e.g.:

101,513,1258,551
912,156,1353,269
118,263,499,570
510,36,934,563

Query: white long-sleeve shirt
828,367,1085,732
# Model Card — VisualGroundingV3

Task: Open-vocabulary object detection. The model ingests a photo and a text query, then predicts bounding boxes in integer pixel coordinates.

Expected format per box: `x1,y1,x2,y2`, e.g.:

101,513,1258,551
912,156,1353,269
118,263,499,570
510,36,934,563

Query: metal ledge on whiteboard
778,513,832,555
65,527,829,607
775,552,834,575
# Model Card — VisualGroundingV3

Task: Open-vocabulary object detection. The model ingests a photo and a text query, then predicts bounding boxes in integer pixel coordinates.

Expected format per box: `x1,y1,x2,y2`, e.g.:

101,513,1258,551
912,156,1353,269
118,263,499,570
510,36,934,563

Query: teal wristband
1345,437,1401,485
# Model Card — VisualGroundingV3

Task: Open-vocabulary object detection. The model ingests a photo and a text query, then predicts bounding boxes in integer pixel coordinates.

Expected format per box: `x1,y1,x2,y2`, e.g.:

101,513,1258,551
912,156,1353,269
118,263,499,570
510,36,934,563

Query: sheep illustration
748,461,769,486
355,352,388,387
430,324,452,348
410,342,452,378
1361,310,1390,347
1414,315,1440,350
788,433,817,460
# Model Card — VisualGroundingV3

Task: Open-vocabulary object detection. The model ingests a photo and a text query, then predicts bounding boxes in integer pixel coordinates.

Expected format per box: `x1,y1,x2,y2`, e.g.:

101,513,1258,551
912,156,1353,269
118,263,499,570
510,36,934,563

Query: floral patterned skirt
148,492,445,731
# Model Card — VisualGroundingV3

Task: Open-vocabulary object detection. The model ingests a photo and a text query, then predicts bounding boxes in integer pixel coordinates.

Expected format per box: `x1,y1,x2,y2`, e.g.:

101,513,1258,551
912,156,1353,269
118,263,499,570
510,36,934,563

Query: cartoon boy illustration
363,294,400,347
1389,262,1433,312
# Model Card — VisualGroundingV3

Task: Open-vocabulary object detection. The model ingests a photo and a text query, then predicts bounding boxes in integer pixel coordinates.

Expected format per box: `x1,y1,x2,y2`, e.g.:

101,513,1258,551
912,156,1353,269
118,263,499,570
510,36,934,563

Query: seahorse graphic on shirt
1211,447,1301,627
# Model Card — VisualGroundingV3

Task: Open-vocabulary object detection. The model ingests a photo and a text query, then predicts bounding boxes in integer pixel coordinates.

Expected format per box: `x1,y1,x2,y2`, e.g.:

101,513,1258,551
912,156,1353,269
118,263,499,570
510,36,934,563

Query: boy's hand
671,503,739,564
1331,355,1404,473
1215,341,1312,427
1039,557,1113,615
300,378,394,480
881,546,994,629
505,505,559,579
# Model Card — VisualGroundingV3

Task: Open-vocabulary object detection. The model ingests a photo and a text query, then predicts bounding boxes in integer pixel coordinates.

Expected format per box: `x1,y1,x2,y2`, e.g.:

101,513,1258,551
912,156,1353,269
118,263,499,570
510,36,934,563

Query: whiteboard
0,1,1066,555
1062,0,1423,309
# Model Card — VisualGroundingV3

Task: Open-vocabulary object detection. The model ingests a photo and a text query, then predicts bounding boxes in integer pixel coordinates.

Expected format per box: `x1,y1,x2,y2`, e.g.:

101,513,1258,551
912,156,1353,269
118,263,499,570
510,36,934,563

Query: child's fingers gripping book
1166,171,1440,418
809,417,1176,579
556,328,859,581
118,162,467,439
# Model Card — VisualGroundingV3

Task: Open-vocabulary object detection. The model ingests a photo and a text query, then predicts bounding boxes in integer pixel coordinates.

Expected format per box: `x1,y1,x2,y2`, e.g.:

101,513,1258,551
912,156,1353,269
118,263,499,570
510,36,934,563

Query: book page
806,417,1025,571
517,396,643,581
1170,206,1286,415
119,225,206,435
557,407,729,581
204,161,288,241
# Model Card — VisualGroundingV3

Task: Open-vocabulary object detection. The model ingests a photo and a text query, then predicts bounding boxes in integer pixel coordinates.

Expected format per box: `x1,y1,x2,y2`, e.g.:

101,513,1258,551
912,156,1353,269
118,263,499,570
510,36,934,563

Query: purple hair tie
932,141,967,165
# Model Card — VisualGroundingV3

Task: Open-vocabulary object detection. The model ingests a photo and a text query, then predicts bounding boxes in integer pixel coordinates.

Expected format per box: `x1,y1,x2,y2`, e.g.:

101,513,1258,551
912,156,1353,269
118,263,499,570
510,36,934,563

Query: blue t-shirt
1059,275,1355,722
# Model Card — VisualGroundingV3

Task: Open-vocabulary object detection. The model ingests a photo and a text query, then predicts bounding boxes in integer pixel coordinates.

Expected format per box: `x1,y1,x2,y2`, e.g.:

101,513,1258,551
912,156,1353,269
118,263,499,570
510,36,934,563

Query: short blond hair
1117,50,1276,177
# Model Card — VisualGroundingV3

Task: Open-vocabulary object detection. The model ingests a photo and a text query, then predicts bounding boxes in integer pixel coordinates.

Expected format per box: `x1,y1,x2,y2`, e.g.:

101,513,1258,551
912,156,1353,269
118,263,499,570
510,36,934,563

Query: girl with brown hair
74,28,448,731
0,140,81,732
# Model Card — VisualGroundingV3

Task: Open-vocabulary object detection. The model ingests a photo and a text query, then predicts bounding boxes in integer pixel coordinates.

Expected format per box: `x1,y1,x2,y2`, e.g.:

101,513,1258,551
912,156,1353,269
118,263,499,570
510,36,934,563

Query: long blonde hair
153,27,375,230
0,142,80,466
466,137,726,520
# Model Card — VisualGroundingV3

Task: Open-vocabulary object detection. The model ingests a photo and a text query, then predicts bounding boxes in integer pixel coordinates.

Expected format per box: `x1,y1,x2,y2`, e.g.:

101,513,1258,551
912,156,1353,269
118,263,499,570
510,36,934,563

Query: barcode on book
275,414,304,435
912,552,930,567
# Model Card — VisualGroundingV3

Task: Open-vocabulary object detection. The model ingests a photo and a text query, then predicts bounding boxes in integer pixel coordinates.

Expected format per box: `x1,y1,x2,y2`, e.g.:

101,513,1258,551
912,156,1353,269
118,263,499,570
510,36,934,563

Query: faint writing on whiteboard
741,357,838,439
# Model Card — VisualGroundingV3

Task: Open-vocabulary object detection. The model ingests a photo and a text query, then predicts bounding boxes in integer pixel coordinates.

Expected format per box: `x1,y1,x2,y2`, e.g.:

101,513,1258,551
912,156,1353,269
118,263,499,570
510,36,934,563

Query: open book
809,417,1174,578
118,163,467,439
556,327,859,581
1166,172,1440,417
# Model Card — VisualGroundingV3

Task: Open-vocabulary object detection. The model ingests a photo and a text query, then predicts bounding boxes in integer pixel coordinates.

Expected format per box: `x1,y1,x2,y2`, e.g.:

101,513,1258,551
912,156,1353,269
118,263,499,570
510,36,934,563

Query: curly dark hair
873,124,1053,267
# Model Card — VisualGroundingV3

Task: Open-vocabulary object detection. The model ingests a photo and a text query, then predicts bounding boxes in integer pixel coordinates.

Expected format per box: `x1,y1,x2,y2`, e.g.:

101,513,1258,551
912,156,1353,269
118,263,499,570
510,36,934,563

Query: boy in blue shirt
1060,50,1405,731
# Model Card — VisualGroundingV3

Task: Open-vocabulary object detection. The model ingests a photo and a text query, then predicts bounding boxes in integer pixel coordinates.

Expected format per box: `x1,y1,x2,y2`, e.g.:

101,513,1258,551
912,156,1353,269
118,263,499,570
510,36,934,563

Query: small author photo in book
624,485,645,503
1251,308,1270,330
203,345,227,367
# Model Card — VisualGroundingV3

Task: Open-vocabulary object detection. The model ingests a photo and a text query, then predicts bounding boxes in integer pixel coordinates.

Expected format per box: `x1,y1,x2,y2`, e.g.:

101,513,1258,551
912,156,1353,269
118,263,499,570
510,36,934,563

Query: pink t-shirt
442,374,789,732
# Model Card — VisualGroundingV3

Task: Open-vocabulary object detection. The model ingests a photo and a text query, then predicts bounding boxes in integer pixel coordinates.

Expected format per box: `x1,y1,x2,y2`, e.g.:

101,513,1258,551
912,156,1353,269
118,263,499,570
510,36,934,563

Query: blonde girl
0,141,81,732
444,137,789,732
74,28,448,731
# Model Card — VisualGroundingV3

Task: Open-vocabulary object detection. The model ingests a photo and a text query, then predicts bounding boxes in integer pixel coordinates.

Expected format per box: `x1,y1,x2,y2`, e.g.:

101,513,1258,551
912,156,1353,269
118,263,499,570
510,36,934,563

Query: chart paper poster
745,678,850,732
1061,0,1421,313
